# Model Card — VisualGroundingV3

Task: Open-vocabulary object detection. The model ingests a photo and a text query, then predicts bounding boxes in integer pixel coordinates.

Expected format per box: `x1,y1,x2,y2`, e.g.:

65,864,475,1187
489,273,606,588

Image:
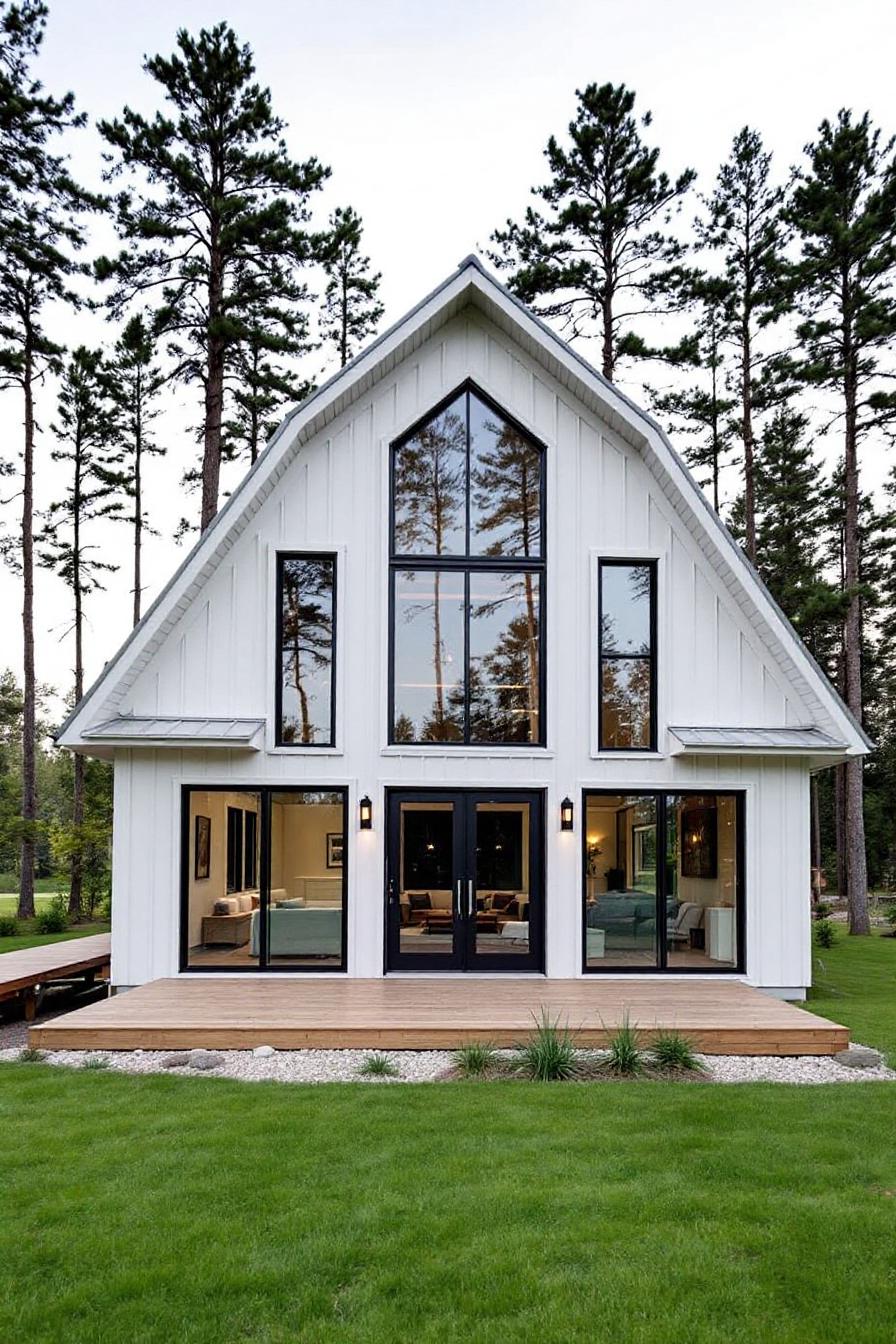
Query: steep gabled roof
56,254,870,755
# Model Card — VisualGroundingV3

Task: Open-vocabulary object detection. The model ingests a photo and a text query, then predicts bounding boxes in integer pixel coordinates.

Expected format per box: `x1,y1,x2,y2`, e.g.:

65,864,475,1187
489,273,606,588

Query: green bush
885,904,896,928
514,1009,580,1081
34,895,68,935
814,901,833,920
651,1028,701,1074
357,1053,398,1078
603,1013,644,1075
17,1047,43,1063
453,1041,498,1077
815,919,837,949
0,913,19,937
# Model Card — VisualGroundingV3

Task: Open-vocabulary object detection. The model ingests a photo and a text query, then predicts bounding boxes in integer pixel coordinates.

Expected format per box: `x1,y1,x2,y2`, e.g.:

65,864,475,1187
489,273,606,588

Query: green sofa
249,907,342,957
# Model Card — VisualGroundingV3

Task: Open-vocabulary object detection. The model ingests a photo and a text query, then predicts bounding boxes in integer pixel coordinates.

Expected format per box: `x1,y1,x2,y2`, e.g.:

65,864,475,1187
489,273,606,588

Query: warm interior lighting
359,795,373,830
560,797,574,831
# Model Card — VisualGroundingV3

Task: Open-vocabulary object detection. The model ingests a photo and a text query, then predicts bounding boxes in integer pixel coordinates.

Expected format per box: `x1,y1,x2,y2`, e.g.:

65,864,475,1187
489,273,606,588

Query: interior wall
676,795,737,909
585,801,619,895
276,800,344,904
186,790,260,947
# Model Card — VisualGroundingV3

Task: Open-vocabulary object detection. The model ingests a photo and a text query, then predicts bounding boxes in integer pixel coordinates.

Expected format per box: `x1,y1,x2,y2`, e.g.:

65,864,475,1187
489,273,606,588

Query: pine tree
697,128,788,562
38,347,123,917
489,82,695,381
651,275,736,512
109,315,165,625
784,110,896,935
0,0,93,921
97,21,329,531
321,206,384,368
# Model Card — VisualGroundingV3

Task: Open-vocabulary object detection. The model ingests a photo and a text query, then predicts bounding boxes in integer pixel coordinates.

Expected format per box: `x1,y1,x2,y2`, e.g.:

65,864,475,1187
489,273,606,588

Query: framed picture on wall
194,815,211,880
326,833,344,869
681,804,717,879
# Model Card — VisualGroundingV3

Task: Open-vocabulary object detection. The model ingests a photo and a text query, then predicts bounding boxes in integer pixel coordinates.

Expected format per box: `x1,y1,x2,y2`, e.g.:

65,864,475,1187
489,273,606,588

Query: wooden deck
0,934,111,1021
29,974,848,1055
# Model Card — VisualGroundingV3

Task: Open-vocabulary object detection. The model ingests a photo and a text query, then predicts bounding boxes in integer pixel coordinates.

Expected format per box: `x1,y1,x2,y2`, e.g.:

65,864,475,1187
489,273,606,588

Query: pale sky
1,0,894,722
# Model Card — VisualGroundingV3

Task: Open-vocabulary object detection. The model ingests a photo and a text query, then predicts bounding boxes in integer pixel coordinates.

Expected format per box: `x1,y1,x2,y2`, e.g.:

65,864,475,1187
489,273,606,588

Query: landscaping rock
160,1053,189,1069
187,1049,225,1071
252,1045,276,1057
835,1045,883,1069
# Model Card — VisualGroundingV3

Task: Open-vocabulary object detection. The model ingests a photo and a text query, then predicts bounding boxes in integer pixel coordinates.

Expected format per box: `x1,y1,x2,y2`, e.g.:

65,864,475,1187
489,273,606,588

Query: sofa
249,906,342,957
586,892,656,942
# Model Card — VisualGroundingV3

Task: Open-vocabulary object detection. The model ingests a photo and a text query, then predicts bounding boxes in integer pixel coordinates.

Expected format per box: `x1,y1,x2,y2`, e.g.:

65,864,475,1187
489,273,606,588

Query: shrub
651,1028,701,1074
453,1040,497,1077
358,1053,398,1078
814,901,833,920
514,1009,580,1081
82,1055,110,1070
17,1047,43,1063
34,896,68,935
0,914,19,937
815,919,837,948
885,904,896,928
603,1013,644,1076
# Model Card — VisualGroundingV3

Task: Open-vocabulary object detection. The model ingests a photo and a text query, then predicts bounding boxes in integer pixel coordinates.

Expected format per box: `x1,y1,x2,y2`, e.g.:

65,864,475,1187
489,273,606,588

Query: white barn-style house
58,257,869,999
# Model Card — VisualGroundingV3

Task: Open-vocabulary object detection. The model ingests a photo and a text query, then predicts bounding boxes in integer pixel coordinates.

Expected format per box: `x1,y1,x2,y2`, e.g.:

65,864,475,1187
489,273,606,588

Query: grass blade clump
453,1040,498,1077
603,1012,644,1076
651,1028,700,1074
358,1053,398,1079
514,1009,580,1081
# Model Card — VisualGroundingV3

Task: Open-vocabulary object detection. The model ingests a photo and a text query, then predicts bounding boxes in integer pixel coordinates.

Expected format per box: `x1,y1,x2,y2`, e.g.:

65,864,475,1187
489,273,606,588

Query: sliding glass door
583,790,744,974
386,790,544,972
181,786,347,972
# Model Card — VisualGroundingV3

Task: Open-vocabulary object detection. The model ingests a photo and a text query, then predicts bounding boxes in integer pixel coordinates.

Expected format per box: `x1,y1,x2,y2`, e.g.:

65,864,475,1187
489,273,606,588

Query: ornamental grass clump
650,1028,701,1074
358,1053,398,1079
17,1047,43,1063
602,1013,644,1076
82,1055,111,1070
453,1040,498,1078
514,1009,580,1081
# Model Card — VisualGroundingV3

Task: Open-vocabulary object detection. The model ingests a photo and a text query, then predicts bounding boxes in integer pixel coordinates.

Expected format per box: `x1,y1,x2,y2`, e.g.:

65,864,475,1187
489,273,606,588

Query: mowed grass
0,885,109,952
1,1066,895,1344
0,874,63,897
806,929,896,1062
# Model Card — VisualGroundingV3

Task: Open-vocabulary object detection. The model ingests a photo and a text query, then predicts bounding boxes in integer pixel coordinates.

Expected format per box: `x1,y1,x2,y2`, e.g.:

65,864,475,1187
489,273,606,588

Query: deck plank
29,975,849,1055
0,934,111,995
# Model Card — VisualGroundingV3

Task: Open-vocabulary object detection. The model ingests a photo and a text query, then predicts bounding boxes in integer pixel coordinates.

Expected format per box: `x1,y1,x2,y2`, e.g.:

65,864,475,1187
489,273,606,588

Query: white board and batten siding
95,303,826,993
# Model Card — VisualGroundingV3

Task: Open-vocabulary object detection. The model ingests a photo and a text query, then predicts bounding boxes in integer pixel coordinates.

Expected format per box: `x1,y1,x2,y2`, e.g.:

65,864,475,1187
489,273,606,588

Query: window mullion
464,568,471,744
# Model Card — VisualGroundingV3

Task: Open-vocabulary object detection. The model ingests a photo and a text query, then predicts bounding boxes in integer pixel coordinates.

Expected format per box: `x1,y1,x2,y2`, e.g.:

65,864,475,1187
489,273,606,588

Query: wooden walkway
0,934,111,1021
30,974,848,1055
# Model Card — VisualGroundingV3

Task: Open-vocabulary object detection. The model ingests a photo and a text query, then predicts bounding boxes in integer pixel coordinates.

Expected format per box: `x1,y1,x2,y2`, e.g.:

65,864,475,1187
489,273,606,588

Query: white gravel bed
1,1040,893,1084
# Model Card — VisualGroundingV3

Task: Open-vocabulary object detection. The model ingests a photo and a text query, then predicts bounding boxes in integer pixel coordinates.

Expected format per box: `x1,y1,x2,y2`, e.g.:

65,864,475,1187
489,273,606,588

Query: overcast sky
1,0,894,722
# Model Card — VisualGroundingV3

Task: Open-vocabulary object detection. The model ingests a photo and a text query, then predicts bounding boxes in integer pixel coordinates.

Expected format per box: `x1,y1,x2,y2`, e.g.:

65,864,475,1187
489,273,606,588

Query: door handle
455,879,462,917
467,879,474,917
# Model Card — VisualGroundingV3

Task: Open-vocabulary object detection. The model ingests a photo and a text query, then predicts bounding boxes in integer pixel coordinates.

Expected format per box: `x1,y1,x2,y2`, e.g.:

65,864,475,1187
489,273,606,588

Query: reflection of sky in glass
601,565,651,654
393,569,464,740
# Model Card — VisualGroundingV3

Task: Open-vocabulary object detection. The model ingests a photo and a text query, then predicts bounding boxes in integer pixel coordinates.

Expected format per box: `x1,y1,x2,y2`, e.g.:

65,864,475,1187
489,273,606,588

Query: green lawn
806,928,896,1062
0,873,64,897
0,921,110,953
1,1068,894,1344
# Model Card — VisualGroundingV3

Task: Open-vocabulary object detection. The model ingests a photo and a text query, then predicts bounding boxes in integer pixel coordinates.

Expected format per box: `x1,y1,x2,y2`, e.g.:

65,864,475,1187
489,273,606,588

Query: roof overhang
669,725,849,763
80,716,265,756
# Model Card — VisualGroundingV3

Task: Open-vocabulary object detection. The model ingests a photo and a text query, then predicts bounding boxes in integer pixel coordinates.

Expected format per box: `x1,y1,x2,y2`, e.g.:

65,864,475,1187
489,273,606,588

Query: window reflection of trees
280,557,334,744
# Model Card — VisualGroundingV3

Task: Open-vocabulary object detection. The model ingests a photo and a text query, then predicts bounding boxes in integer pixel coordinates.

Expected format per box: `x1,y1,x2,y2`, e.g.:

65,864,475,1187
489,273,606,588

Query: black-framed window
582,789,744,974
598,559,657,751
276,553,336,747
390,383,546,746
182,786,348,973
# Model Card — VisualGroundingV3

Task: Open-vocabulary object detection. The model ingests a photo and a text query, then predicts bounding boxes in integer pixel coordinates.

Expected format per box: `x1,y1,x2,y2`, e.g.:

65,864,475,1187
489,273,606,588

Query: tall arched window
390,384,546,746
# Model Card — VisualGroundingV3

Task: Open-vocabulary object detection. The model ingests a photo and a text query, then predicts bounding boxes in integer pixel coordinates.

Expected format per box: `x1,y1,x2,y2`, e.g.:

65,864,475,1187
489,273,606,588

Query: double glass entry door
386,790,544,972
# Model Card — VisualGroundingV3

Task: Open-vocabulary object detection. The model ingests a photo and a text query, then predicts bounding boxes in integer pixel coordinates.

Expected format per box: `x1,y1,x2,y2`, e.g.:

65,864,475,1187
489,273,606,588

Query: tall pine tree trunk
741,322,757,562
200,237,225,532
18,339,37,922
69,445,84,921
834,762,847,902
842,361,870,933
810,774,822,903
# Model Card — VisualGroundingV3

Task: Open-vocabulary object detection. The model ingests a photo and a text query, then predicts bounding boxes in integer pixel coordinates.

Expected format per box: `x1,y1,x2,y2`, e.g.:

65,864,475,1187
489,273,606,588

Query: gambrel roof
56,255,870,757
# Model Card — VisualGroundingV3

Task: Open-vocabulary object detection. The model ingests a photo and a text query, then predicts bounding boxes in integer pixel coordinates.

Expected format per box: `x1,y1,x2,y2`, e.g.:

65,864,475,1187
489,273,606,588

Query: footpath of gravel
1,1038,893,1085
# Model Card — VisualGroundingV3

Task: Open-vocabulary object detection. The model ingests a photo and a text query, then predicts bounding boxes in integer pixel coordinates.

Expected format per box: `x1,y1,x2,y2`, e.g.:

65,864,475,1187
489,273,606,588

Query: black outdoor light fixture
560,796,574,831
359,795,373,830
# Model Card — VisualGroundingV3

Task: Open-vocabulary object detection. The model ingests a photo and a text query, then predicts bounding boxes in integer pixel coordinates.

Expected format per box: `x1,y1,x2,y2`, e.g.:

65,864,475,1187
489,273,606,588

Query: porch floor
29,975,848,1055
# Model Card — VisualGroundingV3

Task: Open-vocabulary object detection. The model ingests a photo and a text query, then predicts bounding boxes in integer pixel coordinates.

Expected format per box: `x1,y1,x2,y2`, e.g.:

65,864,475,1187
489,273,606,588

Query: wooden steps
29,975,848,1055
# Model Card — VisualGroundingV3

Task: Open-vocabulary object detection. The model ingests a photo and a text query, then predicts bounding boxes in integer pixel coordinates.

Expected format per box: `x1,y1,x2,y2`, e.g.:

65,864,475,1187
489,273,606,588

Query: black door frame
385,787,545,973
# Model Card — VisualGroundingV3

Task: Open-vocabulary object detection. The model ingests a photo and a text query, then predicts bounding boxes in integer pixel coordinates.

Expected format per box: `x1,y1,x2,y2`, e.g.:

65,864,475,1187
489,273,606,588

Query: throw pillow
408,892,431,911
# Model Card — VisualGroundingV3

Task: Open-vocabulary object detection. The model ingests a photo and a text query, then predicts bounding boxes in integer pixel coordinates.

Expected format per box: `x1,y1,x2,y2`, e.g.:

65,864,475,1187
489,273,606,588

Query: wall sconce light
560,797,574,831
359,795,373,830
